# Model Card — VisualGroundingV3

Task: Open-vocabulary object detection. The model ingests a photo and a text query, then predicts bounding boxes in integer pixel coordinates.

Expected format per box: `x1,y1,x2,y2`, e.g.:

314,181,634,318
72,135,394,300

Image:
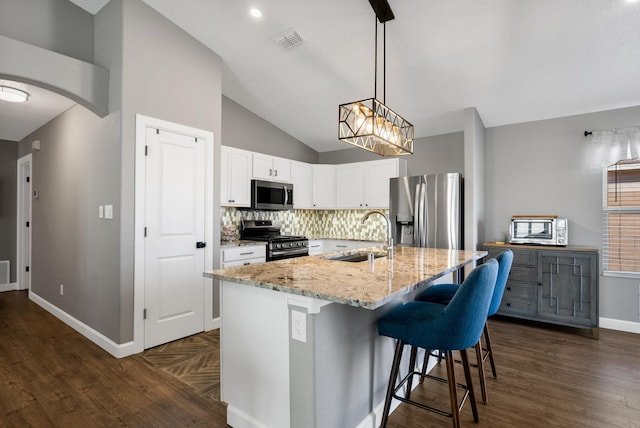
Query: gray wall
13,0,223,344
484,105,640,323
0,0,94,62
0,140,17,283
318,131,464,175
222,96,318,163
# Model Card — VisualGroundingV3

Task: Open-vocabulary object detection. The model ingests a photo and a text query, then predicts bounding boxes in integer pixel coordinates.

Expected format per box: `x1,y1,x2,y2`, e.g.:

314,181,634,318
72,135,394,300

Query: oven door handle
270,247,309,257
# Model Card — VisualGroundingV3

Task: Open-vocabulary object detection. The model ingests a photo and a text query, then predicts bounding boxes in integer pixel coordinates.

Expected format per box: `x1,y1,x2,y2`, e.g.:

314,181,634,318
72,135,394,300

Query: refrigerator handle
414,182,421,246
419,182,426,247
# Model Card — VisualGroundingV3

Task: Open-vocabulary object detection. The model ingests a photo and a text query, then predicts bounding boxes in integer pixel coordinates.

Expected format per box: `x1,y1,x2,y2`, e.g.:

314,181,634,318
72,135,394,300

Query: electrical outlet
291,310,306,343
60,284,64,296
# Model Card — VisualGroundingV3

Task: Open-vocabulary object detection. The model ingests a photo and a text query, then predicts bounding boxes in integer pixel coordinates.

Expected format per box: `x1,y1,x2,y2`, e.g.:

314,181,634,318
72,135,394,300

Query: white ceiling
3,0,640,152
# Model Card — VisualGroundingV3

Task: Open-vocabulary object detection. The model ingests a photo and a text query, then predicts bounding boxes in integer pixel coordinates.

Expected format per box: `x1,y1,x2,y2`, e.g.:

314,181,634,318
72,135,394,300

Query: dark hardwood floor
1,290,640,427
0,291,227,427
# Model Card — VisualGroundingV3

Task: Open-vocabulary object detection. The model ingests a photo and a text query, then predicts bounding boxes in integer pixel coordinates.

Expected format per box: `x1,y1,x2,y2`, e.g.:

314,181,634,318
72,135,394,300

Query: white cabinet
253,153,291,183
336,159,405,209
336,163,364,208
291,161,313,209
307,240,324,255
220,244,266,268
221,146,251,207
312,165,336,209
311,239,383,255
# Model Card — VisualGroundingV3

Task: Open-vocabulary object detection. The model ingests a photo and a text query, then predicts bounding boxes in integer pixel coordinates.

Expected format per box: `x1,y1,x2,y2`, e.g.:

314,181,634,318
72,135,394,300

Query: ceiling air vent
273,29,305,50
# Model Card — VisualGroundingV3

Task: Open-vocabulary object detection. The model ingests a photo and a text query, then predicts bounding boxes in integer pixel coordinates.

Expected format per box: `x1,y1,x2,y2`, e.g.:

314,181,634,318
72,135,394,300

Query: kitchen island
205,246,487,428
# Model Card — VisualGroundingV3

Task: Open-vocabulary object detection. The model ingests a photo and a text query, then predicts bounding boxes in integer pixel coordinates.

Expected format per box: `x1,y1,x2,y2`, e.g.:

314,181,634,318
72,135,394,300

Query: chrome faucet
361,210,393,259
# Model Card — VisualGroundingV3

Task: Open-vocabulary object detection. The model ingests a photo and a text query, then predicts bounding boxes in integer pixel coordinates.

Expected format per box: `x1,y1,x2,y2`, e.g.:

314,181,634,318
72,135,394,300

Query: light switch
104,204,113,219
99,205,104,219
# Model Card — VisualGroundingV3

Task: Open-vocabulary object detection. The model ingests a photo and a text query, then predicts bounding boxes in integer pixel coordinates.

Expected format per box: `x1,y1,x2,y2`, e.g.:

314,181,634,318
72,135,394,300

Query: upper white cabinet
291,161,314,208
221,146,251,207
312,165,336,209
252,153,291,183
336,159,406,209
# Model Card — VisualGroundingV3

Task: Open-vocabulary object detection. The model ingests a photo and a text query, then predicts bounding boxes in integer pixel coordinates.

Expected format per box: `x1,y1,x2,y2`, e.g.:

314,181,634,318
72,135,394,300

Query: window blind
603,161,640,274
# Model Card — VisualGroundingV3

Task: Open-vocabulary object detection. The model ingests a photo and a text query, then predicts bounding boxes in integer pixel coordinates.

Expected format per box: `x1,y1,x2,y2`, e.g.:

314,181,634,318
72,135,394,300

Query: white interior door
144,127,205,349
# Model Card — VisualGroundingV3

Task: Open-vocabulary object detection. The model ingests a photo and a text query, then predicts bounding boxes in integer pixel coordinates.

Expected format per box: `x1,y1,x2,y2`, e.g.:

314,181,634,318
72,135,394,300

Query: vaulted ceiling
3,0,640,152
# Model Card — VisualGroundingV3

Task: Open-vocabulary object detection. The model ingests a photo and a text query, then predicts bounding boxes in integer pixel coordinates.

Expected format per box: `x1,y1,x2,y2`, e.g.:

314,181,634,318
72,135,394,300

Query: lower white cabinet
309,240,382,255
308,240,324,255
221,244,266,268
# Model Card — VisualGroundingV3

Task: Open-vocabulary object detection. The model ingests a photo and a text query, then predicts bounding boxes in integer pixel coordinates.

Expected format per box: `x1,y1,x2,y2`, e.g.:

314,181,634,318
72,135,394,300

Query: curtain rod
584,125,640,137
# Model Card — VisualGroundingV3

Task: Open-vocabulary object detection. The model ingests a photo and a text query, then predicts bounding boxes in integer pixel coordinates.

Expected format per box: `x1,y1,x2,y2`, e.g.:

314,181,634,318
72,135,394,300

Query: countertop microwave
509,216,568,246
250,180,294,211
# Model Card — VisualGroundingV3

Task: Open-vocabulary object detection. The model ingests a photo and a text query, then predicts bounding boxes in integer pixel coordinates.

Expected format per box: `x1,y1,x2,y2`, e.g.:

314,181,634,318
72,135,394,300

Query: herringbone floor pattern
139,329,220,402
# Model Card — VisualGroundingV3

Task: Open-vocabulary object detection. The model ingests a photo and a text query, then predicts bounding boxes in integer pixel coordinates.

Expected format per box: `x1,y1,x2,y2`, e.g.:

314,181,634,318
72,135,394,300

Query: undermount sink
321,252,386,263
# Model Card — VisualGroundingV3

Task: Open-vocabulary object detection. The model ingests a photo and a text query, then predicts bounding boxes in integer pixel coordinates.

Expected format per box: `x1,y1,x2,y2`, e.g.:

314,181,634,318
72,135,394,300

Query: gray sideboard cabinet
483,243,599,331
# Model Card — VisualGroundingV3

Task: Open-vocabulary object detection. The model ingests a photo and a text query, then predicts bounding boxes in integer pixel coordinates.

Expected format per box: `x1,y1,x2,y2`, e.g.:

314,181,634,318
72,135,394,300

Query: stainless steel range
240,220,309,261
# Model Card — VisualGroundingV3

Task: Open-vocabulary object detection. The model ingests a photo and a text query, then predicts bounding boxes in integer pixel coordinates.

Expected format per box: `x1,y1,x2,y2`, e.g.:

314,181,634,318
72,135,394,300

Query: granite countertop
205,246,487,310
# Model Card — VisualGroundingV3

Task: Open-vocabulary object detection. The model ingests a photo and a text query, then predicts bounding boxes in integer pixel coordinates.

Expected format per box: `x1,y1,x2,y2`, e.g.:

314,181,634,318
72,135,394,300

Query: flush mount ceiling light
338,0,413,156
0,86,29,103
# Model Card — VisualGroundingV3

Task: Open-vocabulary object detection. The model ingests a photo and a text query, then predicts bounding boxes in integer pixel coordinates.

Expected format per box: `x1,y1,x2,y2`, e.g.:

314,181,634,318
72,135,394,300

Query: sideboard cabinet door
538,251,598,328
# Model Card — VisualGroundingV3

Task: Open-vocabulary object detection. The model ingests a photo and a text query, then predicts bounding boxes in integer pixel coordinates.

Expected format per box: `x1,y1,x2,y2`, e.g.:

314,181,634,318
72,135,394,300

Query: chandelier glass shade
339,98,413,156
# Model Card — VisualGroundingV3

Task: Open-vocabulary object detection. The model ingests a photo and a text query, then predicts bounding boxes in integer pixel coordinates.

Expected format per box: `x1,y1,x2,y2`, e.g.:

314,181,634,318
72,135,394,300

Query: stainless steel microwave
250,180,294,211
509,216,568,246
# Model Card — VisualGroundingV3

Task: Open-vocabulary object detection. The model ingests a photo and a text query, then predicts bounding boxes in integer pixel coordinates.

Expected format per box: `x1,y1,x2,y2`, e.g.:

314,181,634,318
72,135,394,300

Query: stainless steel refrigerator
389,173,463,249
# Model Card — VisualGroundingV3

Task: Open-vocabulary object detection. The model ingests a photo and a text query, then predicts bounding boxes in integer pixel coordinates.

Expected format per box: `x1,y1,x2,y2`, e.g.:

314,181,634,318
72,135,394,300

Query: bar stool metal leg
406,346,418,399
380,340,405,428
444,351,460,428
484,323,497,378
475,340,488,404
460,349,479,423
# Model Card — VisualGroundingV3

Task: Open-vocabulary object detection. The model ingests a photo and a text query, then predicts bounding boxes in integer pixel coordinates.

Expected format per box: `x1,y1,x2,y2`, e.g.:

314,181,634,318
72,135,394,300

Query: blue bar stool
377,259,498,428
417,250,513,403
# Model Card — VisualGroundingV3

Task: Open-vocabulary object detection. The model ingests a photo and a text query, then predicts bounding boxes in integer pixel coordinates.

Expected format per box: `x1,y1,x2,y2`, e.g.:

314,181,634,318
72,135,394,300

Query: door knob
196,241,206,249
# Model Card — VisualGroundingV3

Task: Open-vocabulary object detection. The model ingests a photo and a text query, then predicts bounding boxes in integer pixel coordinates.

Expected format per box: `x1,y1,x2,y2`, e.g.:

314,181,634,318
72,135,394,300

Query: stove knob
275,243,281,249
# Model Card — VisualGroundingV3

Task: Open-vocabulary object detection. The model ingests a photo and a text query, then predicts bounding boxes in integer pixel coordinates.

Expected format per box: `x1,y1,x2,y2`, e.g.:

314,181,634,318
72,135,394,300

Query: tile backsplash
221,207,388,242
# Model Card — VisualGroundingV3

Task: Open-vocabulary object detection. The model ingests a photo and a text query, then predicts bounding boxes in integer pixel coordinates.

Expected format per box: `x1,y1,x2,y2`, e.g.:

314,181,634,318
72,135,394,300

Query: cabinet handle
336,245,348,248
506,303,511,307
240,252,255,256
506,287,511,291
274,169,278,177
228,199,235,203
243,262,250,265
269,168,273,176
537,282,542,286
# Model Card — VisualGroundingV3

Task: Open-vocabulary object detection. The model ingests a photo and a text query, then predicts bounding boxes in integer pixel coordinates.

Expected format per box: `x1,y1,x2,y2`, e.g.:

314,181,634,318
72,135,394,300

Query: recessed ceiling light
0,86,29,103
250,8,262,18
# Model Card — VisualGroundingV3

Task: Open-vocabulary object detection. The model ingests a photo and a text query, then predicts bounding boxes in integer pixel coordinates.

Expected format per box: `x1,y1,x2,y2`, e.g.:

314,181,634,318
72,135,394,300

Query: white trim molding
599,317,640,334
29,291,137,358
0,283,19,293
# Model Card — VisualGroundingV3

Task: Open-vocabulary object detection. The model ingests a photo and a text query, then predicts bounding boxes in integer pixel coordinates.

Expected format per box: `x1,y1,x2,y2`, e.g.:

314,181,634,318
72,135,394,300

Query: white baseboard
29,291,138,358
599,317,640,334
205,317,220,331
0,282,19,292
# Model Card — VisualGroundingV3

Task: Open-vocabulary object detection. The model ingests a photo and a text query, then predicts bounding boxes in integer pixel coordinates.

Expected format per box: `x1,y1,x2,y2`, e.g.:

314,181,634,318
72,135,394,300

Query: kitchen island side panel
221,282,291,428
288,289,429,428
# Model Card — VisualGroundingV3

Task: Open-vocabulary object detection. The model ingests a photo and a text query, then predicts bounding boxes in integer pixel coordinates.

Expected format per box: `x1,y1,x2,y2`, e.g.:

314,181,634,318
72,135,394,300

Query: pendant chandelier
338,0,413,156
